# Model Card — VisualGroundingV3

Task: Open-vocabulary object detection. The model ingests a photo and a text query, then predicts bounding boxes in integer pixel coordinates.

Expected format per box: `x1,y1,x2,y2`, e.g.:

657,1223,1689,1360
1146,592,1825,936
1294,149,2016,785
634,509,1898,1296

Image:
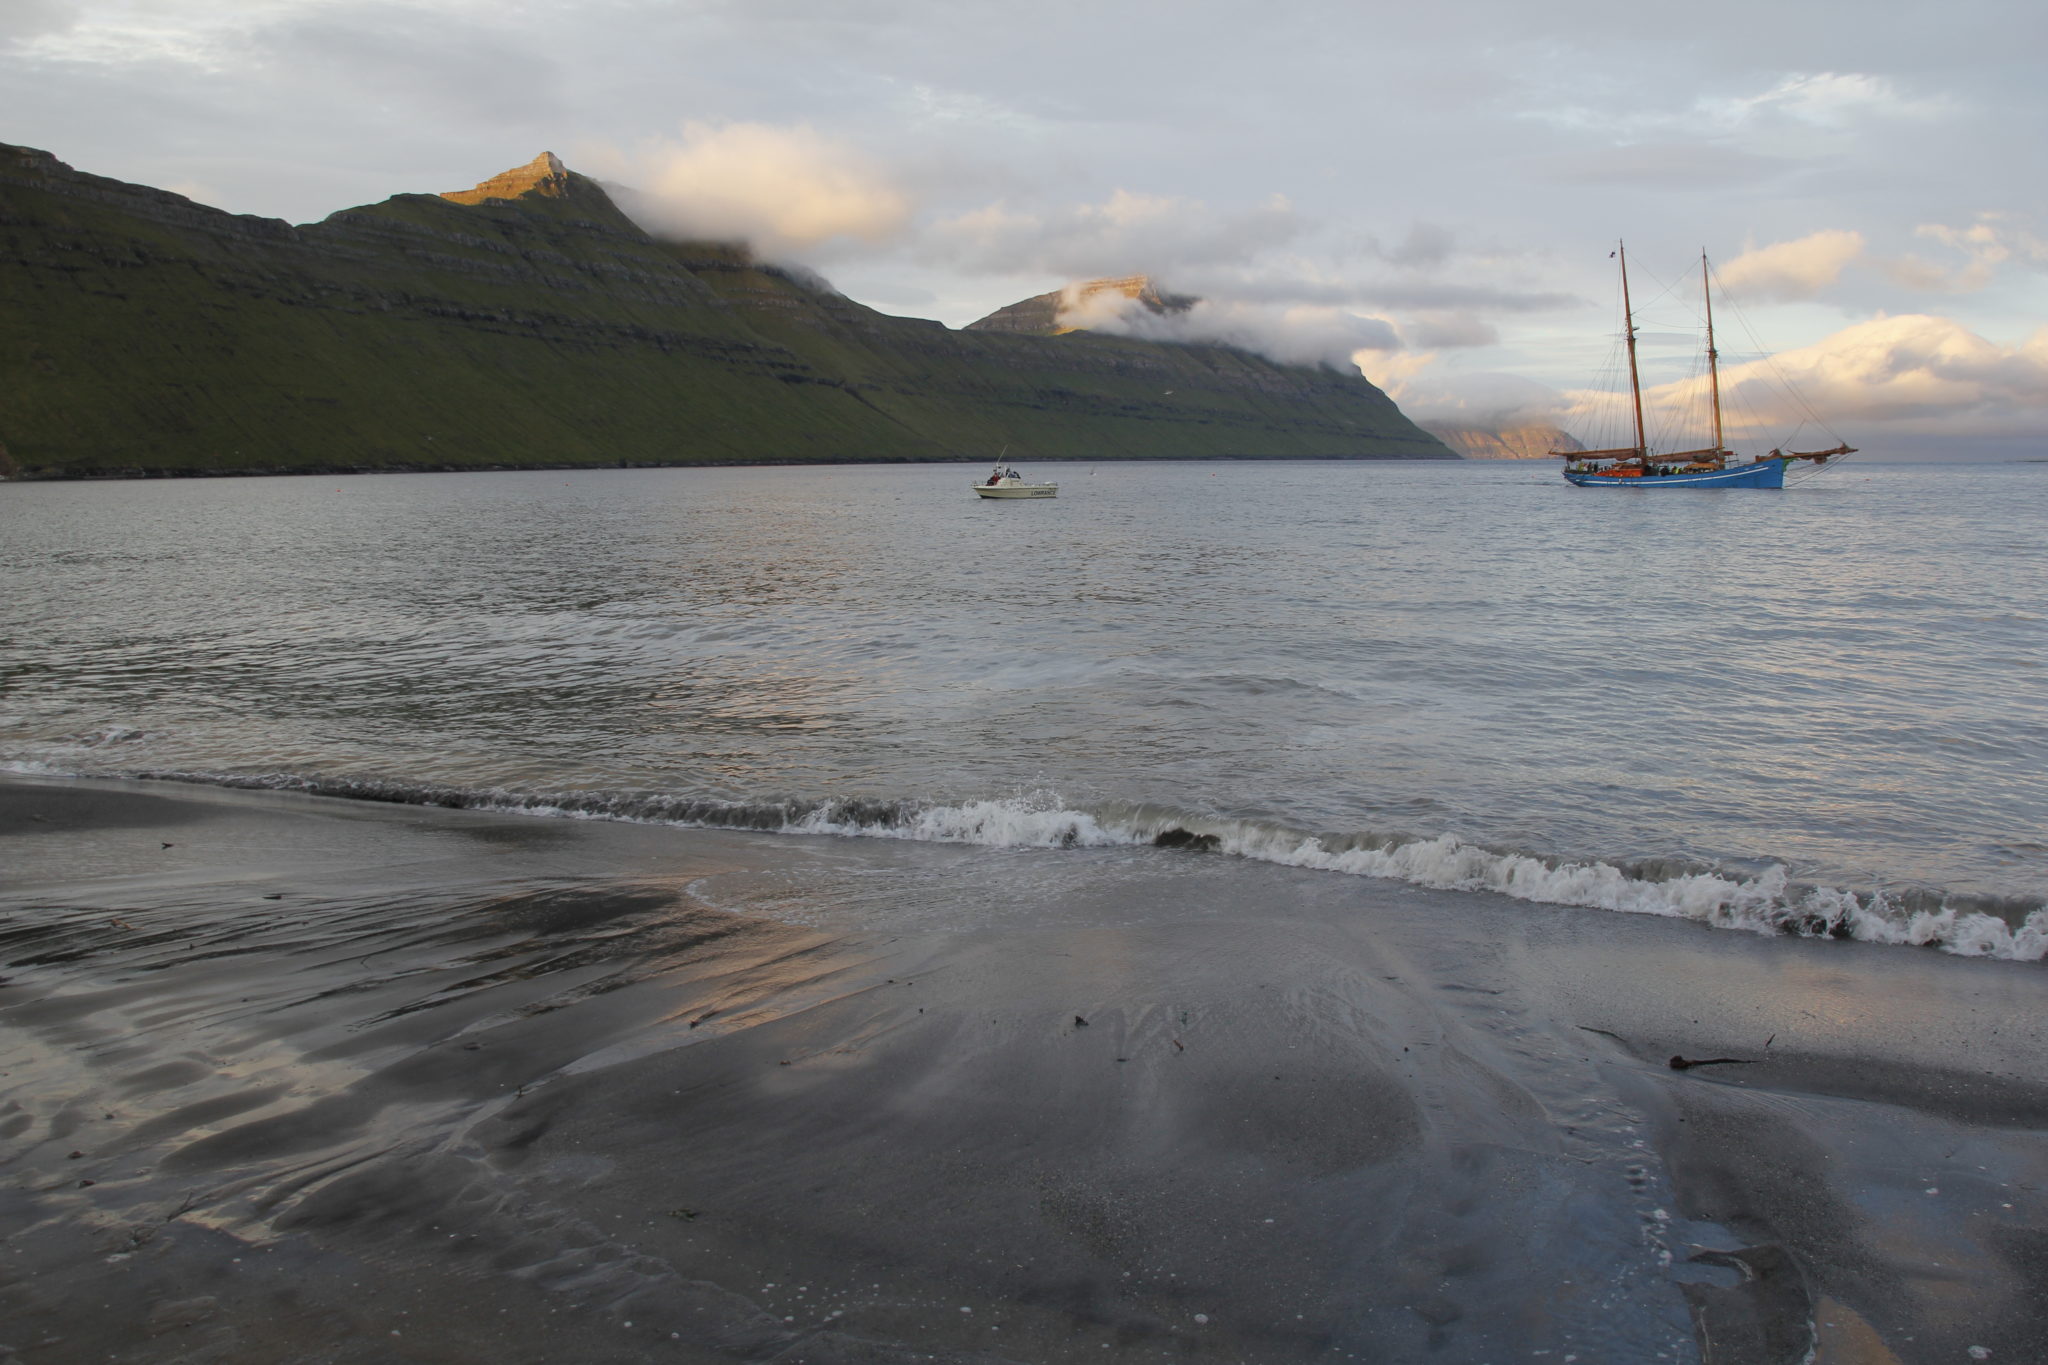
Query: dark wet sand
3,776,2046,1365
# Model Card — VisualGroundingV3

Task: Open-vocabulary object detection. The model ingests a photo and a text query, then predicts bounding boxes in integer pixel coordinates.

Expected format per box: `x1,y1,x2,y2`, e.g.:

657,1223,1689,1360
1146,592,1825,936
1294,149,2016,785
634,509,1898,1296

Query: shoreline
0,453,1465,484
5,774,2046,1362
10,762,2041,960
0,456,1990,486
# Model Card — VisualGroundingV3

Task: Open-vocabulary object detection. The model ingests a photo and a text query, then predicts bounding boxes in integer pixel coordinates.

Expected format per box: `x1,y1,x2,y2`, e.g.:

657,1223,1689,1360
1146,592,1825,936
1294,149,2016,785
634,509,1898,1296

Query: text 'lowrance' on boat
1559,243,1854,489
974,464,1058,499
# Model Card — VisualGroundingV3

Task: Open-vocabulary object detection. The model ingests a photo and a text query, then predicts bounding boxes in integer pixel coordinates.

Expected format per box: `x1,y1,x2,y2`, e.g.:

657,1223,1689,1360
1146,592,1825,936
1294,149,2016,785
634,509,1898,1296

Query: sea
5,457,2045,960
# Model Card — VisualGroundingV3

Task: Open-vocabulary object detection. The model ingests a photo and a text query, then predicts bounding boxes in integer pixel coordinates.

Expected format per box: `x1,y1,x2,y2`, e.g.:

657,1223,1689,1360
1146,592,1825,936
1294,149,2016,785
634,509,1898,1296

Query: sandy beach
3,774,2046,1364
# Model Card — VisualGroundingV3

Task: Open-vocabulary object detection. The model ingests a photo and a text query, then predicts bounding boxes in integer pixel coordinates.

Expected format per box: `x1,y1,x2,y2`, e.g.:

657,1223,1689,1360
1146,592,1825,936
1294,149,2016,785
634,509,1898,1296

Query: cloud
1154,269,1576,314
1646,313,2048,439
1369,364,1569,426
1060,288,1400,371
1367,221,1456,270
930,189,1304,279
928,189,1546,372
1880,256,1967,293
607,122,912,258
1533,70,1953,142
253,4,566,124
1716,229,1865,301
894,81,1049,133
596,147,1566,361
0,0,76,45
10,0,245,69
1712,72,1949,129
1882,213,2048,293
1702,71,1952,129
1915,215,2048,265
851,280,937,308
1529,69,1955,192
1542,142,1795,187
1400,313,1499,349
13,0,565,119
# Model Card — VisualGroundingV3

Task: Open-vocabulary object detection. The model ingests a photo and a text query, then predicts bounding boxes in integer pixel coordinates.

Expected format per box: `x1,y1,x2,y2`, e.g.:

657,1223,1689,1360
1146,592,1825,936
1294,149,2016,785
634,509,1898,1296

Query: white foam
723,794,2048,963
63,725,153,748
14,769,2044,962
1218,829,2048,960
0,759,75,776
787,792,1127,850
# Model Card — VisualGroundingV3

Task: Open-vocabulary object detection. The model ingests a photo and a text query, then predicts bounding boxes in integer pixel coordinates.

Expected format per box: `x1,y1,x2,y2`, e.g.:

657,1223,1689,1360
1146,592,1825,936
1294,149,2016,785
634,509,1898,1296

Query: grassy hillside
0,145,1455,477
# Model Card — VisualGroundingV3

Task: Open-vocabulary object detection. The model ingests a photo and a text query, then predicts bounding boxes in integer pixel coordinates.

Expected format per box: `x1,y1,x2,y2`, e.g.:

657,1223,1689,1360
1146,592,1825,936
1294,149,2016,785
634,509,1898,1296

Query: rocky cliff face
0,148,1455,476
1420,422,1583,460
439,151,574,205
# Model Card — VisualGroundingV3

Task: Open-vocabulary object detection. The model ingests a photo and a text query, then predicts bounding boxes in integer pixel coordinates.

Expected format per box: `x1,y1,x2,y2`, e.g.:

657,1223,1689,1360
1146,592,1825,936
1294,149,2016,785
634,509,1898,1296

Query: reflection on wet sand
4,776,2046,1364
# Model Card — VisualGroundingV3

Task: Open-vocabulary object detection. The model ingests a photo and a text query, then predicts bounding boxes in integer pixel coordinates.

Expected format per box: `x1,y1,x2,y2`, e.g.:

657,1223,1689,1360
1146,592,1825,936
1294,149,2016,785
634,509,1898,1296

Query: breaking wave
45,767,2037,964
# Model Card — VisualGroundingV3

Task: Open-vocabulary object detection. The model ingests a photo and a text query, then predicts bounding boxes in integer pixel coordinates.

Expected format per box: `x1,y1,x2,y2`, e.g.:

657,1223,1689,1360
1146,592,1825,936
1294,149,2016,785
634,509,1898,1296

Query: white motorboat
973,464,1057,498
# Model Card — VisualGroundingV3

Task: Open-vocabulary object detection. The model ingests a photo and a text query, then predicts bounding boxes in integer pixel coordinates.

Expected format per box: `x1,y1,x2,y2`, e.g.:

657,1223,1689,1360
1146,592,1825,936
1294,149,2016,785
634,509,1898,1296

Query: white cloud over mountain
1378,311,2048,454
600,123,911,258
1060,289,1402,371
1615,314,2048,454
1709,314,2048,431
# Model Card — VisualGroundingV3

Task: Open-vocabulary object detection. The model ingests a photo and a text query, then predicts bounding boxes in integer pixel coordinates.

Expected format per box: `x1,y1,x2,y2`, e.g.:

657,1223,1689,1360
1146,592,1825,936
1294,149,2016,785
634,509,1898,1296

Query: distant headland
1419,421,1584,460
0,147,1458,479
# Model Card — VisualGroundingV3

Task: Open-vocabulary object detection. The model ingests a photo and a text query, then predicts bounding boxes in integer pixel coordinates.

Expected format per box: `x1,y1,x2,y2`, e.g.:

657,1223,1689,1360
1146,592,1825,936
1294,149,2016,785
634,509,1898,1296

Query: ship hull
1564,460,1785,489
973,482,1058,498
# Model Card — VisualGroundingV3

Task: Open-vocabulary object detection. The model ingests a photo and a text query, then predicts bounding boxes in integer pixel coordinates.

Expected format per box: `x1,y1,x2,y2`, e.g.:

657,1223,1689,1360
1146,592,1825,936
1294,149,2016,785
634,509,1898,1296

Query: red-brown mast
1620,241,1647,461
1702,251,1725,455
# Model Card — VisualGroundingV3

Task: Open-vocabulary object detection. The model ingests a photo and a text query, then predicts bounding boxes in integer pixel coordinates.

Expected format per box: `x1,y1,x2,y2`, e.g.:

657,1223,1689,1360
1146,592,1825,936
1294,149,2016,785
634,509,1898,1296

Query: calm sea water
4,459,2045,956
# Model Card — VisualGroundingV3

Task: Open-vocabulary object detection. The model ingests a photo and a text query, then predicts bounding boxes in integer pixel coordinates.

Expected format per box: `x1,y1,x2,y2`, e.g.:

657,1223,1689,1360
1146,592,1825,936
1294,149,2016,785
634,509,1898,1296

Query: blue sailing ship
1560,245,1853,489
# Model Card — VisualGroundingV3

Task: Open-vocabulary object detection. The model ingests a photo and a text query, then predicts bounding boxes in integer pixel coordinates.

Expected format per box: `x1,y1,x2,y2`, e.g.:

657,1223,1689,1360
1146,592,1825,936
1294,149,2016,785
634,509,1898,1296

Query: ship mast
1619,241,1648,461
1702,251,1725,455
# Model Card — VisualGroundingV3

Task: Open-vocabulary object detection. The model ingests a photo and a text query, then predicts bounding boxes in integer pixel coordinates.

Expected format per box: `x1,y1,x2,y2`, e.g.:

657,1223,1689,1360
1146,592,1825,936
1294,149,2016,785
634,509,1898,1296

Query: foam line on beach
18,764,2047,962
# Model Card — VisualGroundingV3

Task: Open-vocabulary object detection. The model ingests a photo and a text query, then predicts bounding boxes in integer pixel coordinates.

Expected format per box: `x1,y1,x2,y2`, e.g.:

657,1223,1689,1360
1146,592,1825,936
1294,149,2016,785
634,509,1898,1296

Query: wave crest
25,766,2046,963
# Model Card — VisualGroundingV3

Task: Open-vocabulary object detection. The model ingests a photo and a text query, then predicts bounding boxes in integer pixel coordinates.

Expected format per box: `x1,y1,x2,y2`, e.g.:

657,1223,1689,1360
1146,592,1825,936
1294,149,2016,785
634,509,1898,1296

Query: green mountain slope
0,146,1456,477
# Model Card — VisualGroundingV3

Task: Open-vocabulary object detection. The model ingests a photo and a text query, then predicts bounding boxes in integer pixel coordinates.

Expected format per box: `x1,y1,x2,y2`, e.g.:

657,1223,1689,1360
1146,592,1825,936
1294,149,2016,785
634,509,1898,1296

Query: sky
6,0,2046,458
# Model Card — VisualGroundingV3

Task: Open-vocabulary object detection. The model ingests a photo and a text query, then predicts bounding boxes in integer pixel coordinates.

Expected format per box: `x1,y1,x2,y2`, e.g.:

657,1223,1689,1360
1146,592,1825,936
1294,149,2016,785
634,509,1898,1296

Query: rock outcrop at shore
0,147,1455,477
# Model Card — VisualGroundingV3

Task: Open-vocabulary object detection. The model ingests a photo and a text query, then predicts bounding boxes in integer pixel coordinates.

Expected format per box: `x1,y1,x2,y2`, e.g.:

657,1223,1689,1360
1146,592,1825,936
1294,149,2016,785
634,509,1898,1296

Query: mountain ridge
0,146,1456,477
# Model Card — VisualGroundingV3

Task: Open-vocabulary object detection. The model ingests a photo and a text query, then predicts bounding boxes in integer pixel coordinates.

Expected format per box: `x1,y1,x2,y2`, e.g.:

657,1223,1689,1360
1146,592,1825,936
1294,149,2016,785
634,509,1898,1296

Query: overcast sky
7,0,2045,456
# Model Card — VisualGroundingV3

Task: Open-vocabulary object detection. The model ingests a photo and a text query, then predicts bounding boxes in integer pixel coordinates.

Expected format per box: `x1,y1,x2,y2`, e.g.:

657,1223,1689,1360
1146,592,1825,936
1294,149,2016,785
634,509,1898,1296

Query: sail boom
1562,445,1648,459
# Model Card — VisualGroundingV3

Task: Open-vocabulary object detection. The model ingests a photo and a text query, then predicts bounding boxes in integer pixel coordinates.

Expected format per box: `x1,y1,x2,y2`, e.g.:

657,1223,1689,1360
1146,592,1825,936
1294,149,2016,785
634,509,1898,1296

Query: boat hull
974,483,1058,498
1564,460,1785,489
